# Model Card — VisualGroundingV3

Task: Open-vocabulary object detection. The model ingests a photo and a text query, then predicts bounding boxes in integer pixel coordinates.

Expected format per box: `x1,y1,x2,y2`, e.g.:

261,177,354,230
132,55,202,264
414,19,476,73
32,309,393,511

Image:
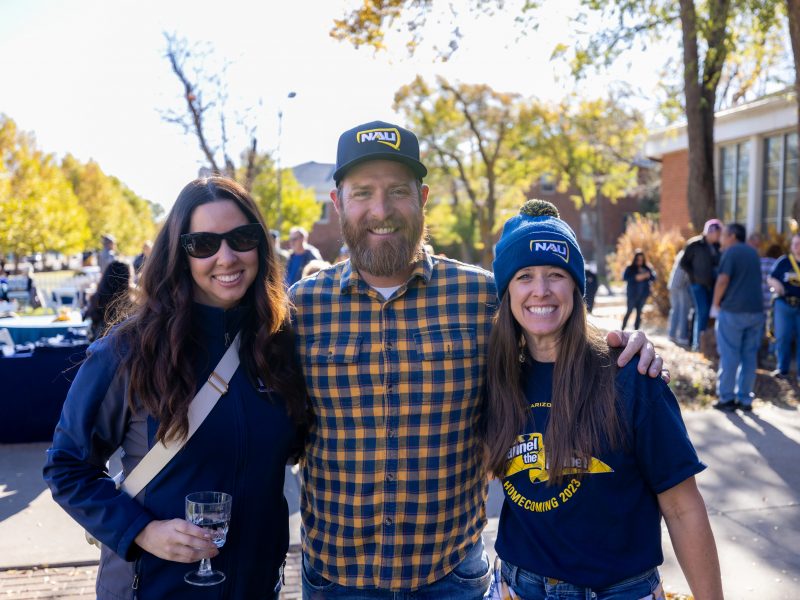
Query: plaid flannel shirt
290,252,497,591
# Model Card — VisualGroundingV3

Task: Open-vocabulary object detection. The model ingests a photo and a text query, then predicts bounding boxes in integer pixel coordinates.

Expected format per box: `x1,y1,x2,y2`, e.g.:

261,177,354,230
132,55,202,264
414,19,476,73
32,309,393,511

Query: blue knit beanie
493,199,585,299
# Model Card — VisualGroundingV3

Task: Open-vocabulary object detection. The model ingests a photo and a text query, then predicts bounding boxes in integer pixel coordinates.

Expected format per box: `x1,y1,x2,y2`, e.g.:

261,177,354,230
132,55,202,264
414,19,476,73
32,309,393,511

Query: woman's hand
134,519,219,563
768,277,785,297
606,330,667,381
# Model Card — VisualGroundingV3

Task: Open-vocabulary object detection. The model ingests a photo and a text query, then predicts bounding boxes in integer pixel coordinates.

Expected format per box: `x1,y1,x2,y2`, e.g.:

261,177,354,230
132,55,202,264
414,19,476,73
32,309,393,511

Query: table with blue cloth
0,314,89,344
0,343,89,443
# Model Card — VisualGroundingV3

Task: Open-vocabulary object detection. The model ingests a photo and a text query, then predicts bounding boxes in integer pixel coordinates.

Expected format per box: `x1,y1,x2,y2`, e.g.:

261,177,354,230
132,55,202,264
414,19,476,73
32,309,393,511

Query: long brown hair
115,176,308,443
484,287,623,484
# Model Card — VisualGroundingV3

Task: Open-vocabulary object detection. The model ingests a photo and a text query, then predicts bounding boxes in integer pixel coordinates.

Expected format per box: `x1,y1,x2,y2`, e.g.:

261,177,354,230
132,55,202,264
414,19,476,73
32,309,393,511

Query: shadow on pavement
0,443,50,522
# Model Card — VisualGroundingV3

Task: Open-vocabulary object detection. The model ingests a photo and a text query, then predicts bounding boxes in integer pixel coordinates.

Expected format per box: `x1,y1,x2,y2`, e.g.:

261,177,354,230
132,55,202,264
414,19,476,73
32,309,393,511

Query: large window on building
762,131,799,234
718,141,749,224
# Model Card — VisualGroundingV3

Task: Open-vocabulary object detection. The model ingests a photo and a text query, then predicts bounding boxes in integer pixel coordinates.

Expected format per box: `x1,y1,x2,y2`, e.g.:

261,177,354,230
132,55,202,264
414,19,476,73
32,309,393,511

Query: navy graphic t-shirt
770,256,800,299
495,360,705,589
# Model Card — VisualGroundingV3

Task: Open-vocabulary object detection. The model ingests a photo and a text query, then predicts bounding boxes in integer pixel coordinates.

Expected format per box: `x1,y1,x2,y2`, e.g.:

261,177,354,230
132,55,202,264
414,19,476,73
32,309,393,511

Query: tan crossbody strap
789,253,800,281
120,332,241,498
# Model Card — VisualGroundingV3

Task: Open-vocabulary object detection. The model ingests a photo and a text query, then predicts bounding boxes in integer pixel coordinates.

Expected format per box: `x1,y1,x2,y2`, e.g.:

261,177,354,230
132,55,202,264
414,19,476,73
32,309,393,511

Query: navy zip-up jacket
44,303,296,599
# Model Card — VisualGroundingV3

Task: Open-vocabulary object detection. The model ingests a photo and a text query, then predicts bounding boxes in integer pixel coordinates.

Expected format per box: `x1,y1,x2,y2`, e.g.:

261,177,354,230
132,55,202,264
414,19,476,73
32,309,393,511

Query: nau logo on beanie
356,127,401,150
492,199,586,300
529,239,569,263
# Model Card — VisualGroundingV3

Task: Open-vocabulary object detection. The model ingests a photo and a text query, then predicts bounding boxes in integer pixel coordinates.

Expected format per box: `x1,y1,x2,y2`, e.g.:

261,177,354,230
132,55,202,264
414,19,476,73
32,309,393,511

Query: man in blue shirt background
711,223,765,412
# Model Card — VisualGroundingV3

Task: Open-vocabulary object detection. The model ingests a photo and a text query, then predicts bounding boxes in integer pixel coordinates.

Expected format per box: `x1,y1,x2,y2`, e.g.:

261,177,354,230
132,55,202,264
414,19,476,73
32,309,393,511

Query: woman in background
83,260,133,340
622,250,656,330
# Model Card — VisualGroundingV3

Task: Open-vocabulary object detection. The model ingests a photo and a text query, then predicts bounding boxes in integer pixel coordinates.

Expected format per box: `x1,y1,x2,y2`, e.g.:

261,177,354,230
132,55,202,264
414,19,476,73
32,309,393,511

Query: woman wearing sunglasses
45,177,309,599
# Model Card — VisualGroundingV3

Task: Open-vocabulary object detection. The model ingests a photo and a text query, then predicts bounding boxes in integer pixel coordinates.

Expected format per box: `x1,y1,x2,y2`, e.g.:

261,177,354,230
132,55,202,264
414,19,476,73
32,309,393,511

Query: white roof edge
646,89,797,158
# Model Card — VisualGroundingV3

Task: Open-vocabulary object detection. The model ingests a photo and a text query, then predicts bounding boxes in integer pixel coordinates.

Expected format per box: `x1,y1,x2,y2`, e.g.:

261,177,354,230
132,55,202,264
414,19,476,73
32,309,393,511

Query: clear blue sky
0,0,665,210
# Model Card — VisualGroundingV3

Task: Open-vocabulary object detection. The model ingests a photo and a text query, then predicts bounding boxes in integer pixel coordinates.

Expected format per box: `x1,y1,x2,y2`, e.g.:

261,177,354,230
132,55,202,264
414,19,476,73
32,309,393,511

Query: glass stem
198,558,212,575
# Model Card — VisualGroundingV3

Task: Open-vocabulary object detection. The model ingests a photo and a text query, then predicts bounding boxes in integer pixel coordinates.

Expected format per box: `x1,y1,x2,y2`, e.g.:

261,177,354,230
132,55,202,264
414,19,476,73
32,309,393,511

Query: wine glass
184,491,232,586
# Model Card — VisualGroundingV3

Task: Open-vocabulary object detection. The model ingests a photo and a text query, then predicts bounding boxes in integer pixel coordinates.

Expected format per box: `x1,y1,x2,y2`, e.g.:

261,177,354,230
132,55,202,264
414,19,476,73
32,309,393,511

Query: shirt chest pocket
412,327,477,360
305,336,364,408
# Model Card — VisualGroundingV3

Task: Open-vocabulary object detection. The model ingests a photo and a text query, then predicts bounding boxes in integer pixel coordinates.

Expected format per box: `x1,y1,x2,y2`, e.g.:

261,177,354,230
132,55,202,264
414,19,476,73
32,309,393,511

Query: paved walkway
0,549,302,599
2,290,799,597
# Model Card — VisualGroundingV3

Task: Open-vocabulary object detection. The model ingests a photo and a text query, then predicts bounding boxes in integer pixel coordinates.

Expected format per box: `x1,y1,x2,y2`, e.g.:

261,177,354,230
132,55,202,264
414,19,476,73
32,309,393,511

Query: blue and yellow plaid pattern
290,252,497,591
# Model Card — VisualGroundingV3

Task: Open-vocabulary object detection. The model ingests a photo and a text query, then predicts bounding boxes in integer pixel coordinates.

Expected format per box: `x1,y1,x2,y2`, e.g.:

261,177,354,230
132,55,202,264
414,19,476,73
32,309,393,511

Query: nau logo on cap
356,127,401,150
530,239,569,263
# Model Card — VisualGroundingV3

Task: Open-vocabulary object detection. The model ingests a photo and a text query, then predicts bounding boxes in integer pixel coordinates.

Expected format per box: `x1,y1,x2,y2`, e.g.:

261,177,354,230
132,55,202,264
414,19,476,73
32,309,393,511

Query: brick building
526,176,646,269
646,89,798,236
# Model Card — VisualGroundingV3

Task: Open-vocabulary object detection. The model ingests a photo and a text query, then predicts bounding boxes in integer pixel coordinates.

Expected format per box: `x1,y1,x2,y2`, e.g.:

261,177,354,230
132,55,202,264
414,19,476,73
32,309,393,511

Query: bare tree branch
163,32,224,175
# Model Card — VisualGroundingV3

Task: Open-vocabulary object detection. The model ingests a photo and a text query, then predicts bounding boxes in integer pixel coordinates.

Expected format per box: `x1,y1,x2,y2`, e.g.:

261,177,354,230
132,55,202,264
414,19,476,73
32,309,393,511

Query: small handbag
85,333,241,547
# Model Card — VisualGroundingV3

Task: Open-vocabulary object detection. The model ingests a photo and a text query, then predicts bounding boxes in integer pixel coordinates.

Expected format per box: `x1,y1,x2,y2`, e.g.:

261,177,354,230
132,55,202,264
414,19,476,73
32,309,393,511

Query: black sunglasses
181,223,264,259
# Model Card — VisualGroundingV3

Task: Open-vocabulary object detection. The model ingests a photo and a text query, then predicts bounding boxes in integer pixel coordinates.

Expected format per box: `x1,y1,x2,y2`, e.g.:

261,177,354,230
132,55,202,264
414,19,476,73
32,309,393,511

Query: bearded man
288,120,664,599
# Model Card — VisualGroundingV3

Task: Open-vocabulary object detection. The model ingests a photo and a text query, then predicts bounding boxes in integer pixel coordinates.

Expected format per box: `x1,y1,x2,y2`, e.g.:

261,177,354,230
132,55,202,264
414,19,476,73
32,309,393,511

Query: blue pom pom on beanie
492,199,585,299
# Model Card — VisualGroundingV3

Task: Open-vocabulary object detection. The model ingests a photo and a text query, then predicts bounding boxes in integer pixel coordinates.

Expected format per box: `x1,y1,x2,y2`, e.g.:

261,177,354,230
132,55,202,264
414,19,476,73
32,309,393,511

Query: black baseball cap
333,120,428,185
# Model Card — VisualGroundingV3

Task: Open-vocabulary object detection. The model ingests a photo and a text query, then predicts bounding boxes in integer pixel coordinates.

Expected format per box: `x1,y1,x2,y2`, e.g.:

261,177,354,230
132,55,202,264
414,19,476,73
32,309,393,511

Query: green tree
0,117,90,263
332,1,788,231
394,76,534,266
524,95,647,280
61,155,158,255
245,155,321,236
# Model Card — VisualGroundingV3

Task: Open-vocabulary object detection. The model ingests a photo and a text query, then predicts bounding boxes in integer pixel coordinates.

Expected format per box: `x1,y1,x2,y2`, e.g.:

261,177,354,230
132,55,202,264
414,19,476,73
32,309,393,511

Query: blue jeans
301,537,491,599
501,561,663,600
622,294,647,330
689,284,711,350
774,298,800,375
668,287,691,343
715,310,765,406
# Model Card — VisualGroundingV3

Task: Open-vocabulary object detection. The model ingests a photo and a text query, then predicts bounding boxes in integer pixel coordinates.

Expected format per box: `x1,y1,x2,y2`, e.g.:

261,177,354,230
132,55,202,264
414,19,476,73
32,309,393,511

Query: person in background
98,234,117,273
760,245,782,313
284,226,322,286
83,260,134,341
680,219,723,351
335,244,350,264
668,249,692,347
0,266,9,302
132,240,152,274
584,267,599,313
767,233,800,382
44,176,309,599
484,199,722,600
291,120,665,600
710,223,765,412
270,229,290,269
24,265,41,309
301,259,331,279
622,250,656,330
759,243,784,366
747,232,763,252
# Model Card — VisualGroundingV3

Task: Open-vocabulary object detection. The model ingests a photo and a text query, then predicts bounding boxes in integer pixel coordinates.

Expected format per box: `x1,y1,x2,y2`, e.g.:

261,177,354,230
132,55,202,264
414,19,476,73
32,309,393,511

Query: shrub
607,215,685,316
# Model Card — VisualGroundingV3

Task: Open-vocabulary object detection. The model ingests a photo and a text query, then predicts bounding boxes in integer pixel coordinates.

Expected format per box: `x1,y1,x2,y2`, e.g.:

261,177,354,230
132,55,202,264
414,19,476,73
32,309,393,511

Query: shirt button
384,517,393,527
386,384,393,392
387,428,396,438
385,341,393,349
386,472,395,482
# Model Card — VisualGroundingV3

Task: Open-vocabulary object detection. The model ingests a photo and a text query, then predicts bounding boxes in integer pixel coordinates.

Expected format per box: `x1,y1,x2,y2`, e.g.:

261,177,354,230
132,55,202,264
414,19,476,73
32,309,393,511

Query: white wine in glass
184,491,232,586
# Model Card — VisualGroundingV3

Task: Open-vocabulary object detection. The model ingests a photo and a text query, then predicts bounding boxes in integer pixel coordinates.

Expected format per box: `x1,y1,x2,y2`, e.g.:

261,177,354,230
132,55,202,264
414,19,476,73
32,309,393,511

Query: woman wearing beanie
484,200,722,599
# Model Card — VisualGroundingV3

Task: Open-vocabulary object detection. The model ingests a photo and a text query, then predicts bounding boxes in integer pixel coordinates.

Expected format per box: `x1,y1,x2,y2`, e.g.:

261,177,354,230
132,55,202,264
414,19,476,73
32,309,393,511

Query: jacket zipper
131,557,141,599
